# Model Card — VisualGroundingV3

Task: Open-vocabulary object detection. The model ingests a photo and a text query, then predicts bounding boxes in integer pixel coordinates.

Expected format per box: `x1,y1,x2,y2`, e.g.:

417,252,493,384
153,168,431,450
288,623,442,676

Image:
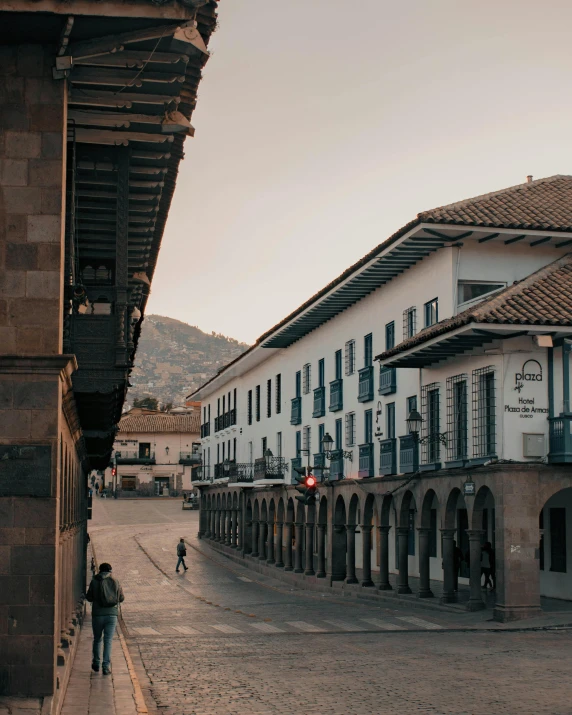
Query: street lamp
321,432,334,455
406,409,447,447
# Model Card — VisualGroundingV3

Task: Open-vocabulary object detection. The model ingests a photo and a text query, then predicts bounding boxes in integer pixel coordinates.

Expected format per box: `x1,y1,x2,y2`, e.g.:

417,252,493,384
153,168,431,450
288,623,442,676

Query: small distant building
109,408,201,496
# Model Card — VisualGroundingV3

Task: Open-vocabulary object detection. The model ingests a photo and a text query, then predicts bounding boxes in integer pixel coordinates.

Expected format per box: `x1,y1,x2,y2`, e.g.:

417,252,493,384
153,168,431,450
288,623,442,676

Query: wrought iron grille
403,306,417,340
345,412,356,447
421,382,441,464
345,340,356,375
446,374,468,461
228,463,254,482
472,366,496,458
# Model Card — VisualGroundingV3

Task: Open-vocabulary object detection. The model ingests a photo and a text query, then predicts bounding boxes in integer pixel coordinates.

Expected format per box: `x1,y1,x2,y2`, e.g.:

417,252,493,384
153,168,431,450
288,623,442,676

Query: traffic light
294,467,318,506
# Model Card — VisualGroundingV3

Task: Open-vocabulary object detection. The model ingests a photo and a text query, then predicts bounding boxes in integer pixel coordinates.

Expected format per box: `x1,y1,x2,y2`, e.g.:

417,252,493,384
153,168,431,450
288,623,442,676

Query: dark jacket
86,572,124,616
177,541,186,557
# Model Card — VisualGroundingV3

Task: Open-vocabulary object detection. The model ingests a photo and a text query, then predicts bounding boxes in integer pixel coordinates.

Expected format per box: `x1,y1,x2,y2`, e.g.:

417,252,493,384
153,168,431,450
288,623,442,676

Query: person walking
481,542,495,590
86,562,124,675
176,537,188,573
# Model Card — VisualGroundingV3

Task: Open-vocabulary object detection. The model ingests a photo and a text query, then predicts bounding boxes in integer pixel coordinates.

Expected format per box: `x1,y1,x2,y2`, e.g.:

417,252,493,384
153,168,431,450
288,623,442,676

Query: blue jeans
92,615,117,669
176,556,187,570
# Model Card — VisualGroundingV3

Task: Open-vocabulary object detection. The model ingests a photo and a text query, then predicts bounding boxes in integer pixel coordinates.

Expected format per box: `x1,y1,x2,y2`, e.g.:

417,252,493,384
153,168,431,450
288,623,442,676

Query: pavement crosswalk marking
132,627,162,635
250,622,284,633
286,621,325,633
211,624,244,634
396,616,442,630
172,625,200,635
237,576,253,582
360,618,405,631
322,620,366,632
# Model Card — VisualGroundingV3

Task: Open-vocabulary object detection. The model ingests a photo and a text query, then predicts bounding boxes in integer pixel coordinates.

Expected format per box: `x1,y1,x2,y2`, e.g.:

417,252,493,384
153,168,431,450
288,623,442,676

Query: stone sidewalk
60,611,139,715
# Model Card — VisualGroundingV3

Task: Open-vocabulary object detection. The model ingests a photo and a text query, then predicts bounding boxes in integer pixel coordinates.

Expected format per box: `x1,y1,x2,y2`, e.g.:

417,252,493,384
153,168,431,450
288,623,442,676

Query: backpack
98,576,119,607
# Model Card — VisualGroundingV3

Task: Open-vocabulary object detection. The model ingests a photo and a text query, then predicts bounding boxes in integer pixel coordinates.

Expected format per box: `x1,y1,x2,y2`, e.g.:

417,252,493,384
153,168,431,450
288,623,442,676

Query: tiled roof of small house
376,253,572,361
118,411,200,434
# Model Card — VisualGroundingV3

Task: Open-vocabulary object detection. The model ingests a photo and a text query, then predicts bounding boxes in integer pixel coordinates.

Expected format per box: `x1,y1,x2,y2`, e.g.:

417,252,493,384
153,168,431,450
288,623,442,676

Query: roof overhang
1,1,202,20
259,224,572,350
376,323,572,368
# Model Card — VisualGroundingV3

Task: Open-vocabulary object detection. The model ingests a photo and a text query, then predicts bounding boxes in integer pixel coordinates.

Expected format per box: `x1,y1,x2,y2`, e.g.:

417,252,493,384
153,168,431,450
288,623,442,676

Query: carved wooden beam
69,89,181,107
74,128,175,146
71,67,185,87
74,51,189,68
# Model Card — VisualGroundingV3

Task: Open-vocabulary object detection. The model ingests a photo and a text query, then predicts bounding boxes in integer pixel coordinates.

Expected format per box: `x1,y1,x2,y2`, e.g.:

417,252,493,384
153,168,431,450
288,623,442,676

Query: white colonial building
107,406,201,496
191,175,572,620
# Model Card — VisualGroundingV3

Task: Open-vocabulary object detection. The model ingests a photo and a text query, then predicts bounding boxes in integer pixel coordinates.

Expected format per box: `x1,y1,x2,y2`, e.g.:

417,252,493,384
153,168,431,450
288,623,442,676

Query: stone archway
316,495,328,578
361,493,376,587
251,500,260,558
346,493,360,584
539,487,572,601
294,501,306,573
418,488,439,598
267,499,276,564
275,498,285,568
284,498,295,571
396,490,416,594
259,499,268,561
378,493,394,590
244,498,253,554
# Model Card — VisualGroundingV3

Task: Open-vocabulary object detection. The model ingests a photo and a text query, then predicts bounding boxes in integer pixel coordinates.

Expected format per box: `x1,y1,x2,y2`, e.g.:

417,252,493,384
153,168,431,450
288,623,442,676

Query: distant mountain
128,315,249,407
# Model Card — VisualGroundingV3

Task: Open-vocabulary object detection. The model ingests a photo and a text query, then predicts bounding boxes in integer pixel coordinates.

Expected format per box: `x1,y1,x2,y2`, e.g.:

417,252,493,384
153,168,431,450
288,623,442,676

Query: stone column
220,509,226,543
361,525,374,587
225,510,232,545
205,509,212,538
294,522,304,573
331,525,347,581
215,510,220,541
258,520,267,560
316,524,327,578
467,529,486,611
304,522,315,576
267,521,275,564
441,528,457,603
378,525,392,590
236,509,243,550
417,527,434,598
231,509,238,548
251,520,259,557
243,520,252,554
284,522,293,571
346,525,358,584
396,526,412,594
275,522,284,567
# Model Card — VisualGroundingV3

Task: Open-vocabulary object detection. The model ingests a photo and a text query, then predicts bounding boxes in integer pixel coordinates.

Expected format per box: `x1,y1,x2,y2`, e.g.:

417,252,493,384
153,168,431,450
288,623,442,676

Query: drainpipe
548,347,554,419
563,340,571,415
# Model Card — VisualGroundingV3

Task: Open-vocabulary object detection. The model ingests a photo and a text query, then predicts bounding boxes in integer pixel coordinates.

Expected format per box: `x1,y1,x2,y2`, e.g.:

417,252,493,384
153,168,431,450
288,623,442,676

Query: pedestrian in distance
86,562,124,675
453,540,463,592
481,542,495,590
176,537,188,573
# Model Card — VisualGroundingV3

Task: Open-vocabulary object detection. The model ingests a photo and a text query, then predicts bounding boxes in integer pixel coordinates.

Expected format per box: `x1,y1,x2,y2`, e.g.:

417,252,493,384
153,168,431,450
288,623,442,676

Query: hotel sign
505,357,548,419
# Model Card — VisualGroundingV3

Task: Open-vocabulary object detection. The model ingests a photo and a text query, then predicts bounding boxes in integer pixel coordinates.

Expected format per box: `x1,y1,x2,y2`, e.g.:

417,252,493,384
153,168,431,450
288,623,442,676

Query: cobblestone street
88,499,572,715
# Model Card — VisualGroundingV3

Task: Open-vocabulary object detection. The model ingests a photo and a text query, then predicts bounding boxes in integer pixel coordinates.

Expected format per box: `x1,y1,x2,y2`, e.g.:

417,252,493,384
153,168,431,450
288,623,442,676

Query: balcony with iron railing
115,450,155,465
179,452,202,465
213,410,237,433
379,438,397,475
358,443,374,477
399,434,418,473
378,366,397,395
191,466,212,483
313,386,326,418
254,456,287,480
228,462,254,483
329,378,343,412
200,423,211,438
358,366,374,402
548,415,572,463
290,397,302,425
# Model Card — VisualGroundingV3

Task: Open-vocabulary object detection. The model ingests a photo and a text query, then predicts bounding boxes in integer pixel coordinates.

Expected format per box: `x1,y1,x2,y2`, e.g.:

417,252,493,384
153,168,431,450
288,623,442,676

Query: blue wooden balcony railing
358,366,374,403
379,438,397,475
378,366,397,395
358,442,374,477
329,378,343,412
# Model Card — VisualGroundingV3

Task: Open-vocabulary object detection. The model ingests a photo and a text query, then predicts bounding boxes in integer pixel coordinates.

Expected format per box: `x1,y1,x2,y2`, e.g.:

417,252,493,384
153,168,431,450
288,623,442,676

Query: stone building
192,176,572,622
108,407,201,496
0,0,218,707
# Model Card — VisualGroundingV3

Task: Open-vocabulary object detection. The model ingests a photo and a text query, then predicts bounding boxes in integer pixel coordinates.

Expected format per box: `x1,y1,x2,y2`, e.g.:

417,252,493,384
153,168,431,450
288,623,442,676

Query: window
364,333,373,367
255,385,261,422
386,402,395,440
217,397,220,417
318,358,325,387
233,388,237,411
303,425,311,456
247,390,253,425
429,508,437,557
222,394,226,415
446,374,468,461
208,404,210,423
248,441,253,464
122,476,136,491
550,508,566,572
364,409,373,443
458,281,505,305
276,432,282,458
385,322,395,351
222,442,225,462
139,442,151,458
295,431,302,457
403,306,417,339
424,298,438,327
345,412,356,447
345,340,356,375
295,371,301,398
335,350,342,380
406,395,417,415
335,418,343,450
233,437,236,459
421,382,440,464
217,443,220,464
261,437,267,456
302,363,311,394
267,378,272,418
276,374,282,414
318,423,325,453
472,367,496,457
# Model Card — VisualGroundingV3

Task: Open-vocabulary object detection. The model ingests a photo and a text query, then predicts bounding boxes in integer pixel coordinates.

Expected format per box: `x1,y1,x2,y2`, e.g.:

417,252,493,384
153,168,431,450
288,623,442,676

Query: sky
146,0,572,345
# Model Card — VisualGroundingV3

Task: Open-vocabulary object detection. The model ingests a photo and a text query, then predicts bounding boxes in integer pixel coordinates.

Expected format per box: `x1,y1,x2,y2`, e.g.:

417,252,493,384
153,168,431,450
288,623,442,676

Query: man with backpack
176,537,188,572
86,562,125,674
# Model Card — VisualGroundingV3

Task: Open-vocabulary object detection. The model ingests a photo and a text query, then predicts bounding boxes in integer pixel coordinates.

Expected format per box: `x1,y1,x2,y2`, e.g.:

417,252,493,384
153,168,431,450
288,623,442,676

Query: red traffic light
305,475,317,488
111,467,117,477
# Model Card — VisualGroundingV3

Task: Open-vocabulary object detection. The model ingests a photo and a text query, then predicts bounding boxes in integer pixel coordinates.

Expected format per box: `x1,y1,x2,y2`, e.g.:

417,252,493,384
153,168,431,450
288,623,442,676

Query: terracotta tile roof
376,253,572,361
419,175,572,231
118,412,200,434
